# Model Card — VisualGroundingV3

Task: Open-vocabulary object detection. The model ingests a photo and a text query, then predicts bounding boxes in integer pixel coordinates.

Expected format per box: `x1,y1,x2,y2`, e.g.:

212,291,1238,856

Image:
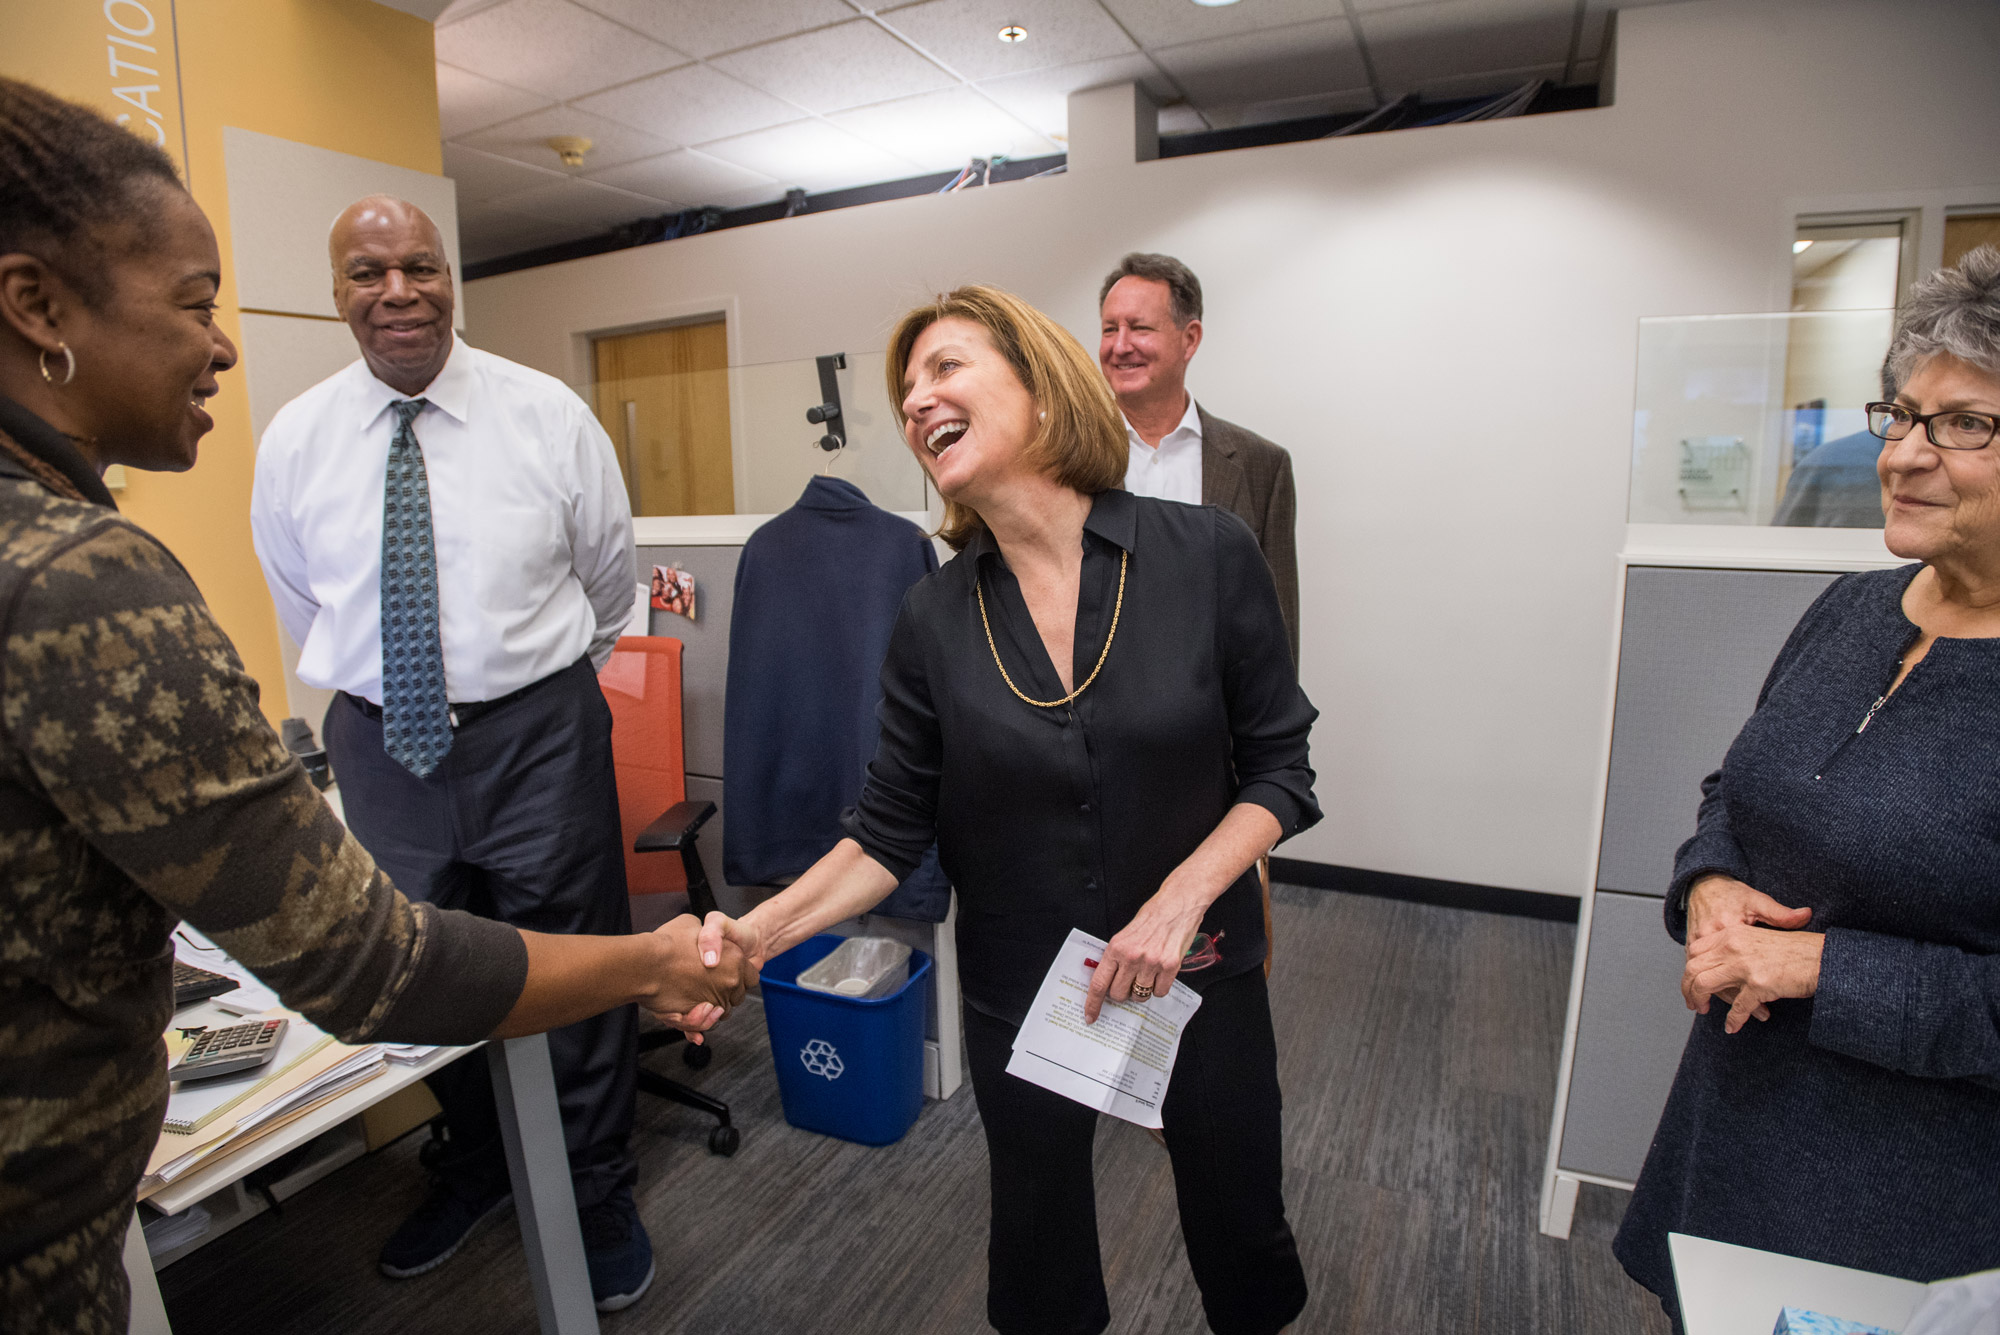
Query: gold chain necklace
976,549,1127,709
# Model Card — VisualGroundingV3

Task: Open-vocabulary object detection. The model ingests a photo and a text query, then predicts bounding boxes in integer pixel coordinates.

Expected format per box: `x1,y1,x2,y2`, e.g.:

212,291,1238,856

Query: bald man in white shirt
251,197,653,1312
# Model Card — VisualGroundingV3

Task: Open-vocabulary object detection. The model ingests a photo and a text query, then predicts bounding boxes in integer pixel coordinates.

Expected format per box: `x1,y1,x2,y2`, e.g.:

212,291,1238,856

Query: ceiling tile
710,20,957,115
1359,0,1574,92
457,104,680,173
435,61,553,138
442,142,573,204
829,87,1060,172
575,63,806,147
1152,20,1369,108
483,176,672,228
974,53,1175,139
434,0,690,102
571,0,856,58
1097,0,1345,50
698,119,924,195
878,0,1137,81
583,149,780,208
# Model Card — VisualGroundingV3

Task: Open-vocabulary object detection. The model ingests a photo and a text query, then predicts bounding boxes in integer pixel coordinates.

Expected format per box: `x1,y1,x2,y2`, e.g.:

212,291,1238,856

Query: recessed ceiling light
998,24,1027,42
1190,0,1243,7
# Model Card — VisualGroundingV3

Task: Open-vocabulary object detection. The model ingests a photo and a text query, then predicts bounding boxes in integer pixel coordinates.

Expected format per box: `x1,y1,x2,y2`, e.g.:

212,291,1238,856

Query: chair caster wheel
708,1125,740,1156
682,1042,713,1070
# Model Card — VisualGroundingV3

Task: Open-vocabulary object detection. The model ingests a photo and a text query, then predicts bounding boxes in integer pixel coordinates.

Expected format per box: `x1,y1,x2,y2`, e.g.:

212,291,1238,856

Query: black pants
324,657,637,1211
963,966,1308,1335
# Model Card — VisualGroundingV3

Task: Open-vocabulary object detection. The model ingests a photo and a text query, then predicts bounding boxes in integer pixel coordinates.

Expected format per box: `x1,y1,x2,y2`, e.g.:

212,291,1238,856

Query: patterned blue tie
380,398,451,777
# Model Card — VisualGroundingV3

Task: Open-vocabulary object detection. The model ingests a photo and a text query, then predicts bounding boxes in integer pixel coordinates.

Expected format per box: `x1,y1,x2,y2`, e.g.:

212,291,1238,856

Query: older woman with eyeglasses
1614,246,2000,1330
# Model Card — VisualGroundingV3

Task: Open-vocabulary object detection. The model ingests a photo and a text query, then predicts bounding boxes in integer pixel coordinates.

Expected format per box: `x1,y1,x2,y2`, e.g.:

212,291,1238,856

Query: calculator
169,1018,288,1082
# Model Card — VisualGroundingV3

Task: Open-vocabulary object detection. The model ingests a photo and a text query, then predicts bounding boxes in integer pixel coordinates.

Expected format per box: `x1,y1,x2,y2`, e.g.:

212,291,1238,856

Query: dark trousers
963,967,1308,1335
324,657,637,1211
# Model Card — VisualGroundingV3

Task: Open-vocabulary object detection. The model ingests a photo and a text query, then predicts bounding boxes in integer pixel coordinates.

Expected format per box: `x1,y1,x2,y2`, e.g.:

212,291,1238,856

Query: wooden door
593,320,734,516
1944,213,2000,271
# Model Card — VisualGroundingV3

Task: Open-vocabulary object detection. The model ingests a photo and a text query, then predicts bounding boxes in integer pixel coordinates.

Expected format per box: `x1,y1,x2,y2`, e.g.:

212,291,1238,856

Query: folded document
1005,928,1202,1130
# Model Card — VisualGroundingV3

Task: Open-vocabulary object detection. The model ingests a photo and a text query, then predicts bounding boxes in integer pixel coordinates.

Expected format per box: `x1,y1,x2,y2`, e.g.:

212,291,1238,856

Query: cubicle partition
1539,309,1904,1237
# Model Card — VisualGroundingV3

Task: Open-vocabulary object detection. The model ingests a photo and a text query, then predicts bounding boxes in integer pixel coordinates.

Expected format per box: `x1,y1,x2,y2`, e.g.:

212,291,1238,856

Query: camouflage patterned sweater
0,399,528,1333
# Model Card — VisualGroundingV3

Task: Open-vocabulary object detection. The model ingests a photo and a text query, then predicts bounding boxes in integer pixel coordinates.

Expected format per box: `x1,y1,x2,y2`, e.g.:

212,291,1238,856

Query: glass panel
1631,310,1892,528
582,351,930,517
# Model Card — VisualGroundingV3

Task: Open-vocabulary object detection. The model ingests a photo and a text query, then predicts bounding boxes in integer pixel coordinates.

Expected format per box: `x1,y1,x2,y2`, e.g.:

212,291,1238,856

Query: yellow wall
1,0,440,721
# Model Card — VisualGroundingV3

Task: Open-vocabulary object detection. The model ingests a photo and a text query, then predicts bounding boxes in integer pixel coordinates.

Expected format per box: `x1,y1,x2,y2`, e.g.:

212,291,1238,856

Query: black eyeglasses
1866,401,2000,451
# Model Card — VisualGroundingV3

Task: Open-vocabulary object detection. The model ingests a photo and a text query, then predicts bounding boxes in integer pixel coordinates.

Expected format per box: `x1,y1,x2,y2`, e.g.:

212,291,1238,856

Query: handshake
638,912,761,1039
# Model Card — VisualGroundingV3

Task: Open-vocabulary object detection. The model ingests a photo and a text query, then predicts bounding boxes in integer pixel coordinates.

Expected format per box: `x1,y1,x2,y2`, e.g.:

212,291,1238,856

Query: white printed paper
1005,928,1202,1130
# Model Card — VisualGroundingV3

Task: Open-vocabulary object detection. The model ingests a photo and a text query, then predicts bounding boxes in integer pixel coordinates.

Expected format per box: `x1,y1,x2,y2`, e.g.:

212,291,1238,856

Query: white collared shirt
251,337,635,705
1122,394,1204,504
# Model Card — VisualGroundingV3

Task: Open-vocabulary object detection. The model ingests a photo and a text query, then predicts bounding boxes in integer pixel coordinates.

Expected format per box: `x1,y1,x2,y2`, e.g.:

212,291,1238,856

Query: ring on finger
1130,981,1154,1000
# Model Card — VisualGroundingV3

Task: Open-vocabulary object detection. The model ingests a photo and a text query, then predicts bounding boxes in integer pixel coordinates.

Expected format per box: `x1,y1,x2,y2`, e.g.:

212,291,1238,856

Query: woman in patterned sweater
0,79,749,1334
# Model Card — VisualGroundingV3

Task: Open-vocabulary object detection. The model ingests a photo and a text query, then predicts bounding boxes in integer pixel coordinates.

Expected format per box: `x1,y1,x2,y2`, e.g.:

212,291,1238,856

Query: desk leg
931,895,963,1099
123,1210,173,1335
487,1036,599,1335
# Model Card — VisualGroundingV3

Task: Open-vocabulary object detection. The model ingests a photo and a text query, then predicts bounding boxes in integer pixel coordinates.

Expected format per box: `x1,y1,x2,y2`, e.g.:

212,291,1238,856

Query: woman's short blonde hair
886,285,1126,550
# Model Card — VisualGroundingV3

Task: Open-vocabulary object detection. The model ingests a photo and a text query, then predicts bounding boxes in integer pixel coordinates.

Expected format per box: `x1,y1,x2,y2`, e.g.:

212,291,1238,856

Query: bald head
329,195,445,267
330,194,454,395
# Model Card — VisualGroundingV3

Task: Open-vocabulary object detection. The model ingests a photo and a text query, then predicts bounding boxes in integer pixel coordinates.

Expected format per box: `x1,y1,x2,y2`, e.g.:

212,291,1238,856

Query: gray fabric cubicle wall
634,545,740,914
1557,565,1839,1182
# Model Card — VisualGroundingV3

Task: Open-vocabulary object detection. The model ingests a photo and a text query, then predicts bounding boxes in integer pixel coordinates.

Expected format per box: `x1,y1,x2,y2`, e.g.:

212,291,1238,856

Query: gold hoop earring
39,343,76,388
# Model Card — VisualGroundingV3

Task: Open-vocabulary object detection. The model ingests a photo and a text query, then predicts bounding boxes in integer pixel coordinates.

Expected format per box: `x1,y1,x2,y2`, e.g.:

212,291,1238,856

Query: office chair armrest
635,799,716,853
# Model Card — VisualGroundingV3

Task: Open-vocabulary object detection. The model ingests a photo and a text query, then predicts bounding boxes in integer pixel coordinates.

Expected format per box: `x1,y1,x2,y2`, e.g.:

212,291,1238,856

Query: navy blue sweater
1615,564,2000,1306
722,477,949,920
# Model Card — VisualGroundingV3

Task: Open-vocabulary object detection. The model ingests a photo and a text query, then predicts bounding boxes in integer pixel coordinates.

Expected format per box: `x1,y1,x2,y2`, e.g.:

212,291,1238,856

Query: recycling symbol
800,1039,845,1080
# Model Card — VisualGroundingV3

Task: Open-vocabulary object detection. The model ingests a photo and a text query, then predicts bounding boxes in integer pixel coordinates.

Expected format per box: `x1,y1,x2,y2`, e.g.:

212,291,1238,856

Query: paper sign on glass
1005,928,1202,1130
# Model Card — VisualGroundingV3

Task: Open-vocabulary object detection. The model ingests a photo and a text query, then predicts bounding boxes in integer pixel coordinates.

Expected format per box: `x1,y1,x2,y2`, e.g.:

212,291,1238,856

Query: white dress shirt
252,337,635,705
1122,394,1204,504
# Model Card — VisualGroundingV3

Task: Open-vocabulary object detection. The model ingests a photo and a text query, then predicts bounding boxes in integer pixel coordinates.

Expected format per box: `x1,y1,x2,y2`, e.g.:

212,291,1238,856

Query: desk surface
149,999,471,1215
1670,1233,1928,1335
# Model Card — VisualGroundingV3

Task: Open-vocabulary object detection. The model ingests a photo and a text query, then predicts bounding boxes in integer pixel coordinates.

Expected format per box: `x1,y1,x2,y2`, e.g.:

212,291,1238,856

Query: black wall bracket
808,352,847,452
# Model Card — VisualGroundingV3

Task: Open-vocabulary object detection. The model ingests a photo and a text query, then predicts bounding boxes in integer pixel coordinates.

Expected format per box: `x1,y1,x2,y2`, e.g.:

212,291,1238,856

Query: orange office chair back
599,635,689,896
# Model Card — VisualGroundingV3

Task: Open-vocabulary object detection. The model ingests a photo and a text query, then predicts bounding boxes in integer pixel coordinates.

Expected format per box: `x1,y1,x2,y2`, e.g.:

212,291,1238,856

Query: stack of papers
380,1044,441,1065
1005,928,1203,1130
144,1015,388,1192
163,1020,330,1134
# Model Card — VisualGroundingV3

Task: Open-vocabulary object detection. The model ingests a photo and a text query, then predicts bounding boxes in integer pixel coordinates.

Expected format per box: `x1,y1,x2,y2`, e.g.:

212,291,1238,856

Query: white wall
463,0,2000,898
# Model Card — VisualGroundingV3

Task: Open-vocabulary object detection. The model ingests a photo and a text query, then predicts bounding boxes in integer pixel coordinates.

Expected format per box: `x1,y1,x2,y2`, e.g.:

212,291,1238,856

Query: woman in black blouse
689,285,1318,1334
1615,248,2000,1328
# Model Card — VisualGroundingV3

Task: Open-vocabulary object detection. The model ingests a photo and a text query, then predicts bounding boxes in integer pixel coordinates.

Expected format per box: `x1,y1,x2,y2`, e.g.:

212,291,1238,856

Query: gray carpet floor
158,885,1672,1334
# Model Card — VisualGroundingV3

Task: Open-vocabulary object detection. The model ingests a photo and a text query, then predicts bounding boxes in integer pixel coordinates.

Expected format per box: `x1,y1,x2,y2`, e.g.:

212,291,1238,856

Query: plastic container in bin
760,933,931,1146
797,936,911,999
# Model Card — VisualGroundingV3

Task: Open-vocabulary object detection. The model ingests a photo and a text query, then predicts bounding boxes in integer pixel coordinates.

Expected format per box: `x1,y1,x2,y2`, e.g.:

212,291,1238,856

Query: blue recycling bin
759,934,932,1146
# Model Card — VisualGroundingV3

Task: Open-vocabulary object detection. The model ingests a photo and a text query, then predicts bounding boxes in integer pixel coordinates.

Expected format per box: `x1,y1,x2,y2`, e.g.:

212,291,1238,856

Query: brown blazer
1199,406,1299,665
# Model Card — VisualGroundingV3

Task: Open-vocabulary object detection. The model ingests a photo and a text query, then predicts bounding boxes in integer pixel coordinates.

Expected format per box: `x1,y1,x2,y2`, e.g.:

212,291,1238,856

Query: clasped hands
1681,875,1825,1034
639,914,756,1043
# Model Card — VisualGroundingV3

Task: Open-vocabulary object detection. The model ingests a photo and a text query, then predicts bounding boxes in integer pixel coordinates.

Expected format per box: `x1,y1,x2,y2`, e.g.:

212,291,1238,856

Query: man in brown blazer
1099,253,1300,664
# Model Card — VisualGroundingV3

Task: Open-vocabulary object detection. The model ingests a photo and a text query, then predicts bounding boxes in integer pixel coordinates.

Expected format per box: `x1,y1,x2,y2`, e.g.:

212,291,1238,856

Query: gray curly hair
1885,245,2000,392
